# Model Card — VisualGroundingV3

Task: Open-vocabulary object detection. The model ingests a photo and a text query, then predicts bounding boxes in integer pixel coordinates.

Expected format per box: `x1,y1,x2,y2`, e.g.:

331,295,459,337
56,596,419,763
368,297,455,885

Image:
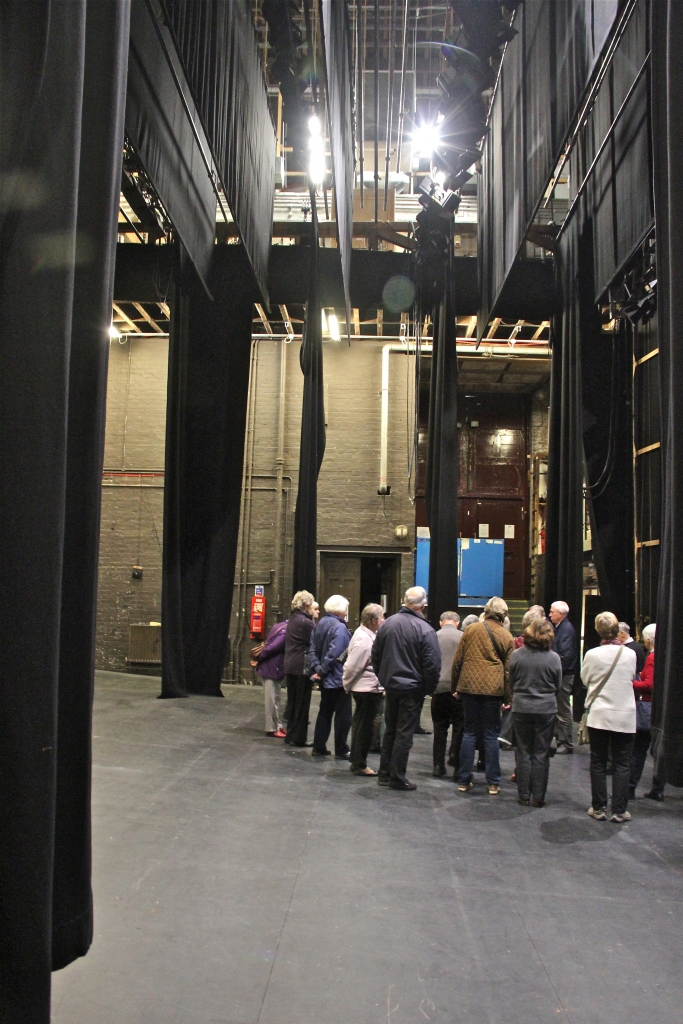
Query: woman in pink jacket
343,603,385,776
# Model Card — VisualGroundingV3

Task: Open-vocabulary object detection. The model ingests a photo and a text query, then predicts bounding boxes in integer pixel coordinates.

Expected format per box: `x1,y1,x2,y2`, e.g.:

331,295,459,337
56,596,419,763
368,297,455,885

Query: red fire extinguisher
249,593,266,638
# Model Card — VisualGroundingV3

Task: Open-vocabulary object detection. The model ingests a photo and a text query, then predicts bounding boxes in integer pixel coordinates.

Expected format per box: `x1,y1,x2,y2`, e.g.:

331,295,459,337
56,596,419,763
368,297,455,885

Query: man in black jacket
549,600,578,753
371,586,441,790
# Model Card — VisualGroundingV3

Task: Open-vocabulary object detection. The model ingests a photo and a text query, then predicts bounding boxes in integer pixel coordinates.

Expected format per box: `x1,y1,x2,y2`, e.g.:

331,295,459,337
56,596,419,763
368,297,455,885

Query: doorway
319,553,401,629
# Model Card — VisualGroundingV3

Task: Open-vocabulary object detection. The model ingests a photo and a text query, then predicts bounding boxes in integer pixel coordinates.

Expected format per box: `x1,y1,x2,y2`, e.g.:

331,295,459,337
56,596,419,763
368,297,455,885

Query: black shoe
517,797,530,806
335,752,351,760
378,774,390,787
433,766,446,778
447,756,456,767
294,742,313,747
414,727,432,735
531,798,545,808
389,779,417,791
644,790,664,802
311,748,331,756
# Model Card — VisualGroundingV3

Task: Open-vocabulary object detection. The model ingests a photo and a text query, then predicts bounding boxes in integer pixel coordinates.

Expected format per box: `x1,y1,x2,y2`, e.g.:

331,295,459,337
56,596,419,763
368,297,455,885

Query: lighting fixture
411,121,441,159
109,324,121,339
308,114,325,186
327,313,340,341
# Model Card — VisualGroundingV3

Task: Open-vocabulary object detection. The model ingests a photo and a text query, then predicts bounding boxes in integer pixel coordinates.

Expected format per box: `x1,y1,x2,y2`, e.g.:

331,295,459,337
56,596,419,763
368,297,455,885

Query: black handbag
636,698,652,731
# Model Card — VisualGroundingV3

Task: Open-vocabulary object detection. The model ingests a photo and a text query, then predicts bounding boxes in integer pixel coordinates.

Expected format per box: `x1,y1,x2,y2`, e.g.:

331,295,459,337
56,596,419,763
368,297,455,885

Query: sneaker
458,780,474,793
498,737,513,750
588,806,607,820
610,811,632,823
488,784,500,795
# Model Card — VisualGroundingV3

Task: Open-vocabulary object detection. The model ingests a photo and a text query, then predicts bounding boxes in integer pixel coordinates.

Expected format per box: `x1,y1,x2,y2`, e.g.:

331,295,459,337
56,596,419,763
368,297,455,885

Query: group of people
251,586,661,818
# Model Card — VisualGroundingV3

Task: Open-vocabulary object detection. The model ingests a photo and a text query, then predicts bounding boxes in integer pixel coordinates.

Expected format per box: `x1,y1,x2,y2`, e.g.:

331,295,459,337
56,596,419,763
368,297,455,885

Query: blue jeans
458,694,502,785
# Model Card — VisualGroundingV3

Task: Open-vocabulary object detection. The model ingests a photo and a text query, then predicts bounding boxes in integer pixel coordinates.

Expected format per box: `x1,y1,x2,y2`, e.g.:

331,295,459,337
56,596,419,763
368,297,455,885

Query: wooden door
320,556,362,628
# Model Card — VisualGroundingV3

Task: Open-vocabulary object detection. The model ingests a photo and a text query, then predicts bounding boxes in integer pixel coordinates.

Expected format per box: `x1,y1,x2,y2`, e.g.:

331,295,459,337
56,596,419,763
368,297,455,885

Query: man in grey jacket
431,612,463,777
371,587,441,790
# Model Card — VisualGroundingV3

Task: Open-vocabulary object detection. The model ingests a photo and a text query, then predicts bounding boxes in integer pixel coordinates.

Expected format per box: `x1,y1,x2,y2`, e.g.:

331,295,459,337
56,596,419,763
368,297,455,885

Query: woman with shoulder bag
580,612,637,823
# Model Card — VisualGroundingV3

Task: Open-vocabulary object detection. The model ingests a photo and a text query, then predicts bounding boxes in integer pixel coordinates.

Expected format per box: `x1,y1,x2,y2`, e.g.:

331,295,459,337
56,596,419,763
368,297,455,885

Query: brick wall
97,337,168,669
96,333,416,675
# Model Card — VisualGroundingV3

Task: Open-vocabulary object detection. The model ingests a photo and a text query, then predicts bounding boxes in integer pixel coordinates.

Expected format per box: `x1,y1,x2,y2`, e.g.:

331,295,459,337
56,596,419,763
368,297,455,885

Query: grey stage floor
52,672,683,1024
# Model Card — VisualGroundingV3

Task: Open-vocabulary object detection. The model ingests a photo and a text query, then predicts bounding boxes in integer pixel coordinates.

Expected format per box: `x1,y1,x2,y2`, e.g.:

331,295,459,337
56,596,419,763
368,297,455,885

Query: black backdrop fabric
544,228,585,632
161,250,255,698
425,289,459,622
650,0,683,784
0,1,129,1020
320,0,354,335
292,211,326,596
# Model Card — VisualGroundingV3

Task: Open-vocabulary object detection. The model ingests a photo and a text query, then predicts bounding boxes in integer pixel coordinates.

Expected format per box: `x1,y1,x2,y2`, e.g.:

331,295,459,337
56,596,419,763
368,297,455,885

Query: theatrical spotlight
307,115,326,187
412,121,441,162
417,175,461,218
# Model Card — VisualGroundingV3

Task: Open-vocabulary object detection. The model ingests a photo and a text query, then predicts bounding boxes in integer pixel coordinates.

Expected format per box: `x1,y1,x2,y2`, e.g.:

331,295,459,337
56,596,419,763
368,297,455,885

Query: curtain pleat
0,1,130,1018
650,0,683,785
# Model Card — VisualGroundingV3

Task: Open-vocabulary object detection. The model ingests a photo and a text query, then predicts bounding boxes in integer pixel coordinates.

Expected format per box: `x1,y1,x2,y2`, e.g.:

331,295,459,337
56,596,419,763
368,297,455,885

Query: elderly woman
283,590,316,747
343,603,385,776
630,623,656,799
514,605,545,649
508,619,562,806
581,611,637,822
309,595,352,759
451,596,514,795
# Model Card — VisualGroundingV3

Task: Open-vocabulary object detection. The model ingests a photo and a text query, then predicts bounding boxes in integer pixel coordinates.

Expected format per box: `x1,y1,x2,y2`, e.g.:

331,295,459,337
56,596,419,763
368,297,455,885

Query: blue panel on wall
458,539,504,605
415,534,430,594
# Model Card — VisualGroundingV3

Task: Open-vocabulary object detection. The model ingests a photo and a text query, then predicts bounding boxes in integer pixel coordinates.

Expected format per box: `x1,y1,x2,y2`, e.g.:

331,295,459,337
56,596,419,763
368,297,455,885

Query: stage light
109,324,121,339
308,114,325,186
328,313,341,341
412,121,441,159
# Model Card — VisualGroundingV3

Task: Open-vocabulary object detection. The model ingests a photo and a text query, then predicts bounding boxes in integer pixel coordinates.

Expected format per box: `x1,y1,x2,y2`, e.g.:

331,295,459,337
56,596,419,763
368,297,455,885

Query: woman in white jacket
581,611,637,823
343,603,385,776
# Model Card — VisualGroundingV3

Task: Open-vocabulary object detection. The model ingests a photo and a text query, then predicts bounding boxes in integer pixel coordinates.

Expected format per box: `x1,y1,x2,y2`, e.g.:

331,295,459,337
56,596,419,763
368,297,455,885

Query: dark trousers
512,711,556,803
629,729,651,791
313,687,352,755
458,694,502,785
379,691,422,784
431,692,464,770
350,691,383,769
284,674,313,746
588,727,635,815
370,694,385,752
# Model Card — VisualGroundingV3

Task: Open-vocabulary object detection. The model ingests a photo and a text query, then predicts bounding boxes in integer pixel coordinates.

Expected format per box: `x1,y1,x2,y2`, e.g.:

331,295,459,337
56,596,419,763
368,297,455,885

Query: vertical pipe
374,0,379,222
360,0,366,207
395,0,409,173
272,337,287,620
384,0,395,209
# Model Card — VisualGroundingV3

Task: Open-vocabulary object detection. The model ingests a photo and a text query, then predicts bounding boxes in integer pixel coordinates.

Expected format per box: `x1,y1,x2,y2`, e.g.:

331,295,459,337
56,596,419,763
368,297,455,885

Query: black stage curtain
425,288,459,622
579,225,634,623
161,250,254,698
320,0,354,334
163,0,275,304
544,228,585,632
650,0,683,784
0,2,129,1020
292,207,326,596
126,0,217,293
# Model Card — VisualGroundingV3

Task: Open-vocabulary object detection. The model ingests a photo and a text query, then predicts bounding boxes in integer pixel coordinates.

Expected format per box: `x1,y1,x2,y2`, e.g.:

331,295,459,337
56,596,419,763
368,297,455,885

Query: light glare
412,122,440,158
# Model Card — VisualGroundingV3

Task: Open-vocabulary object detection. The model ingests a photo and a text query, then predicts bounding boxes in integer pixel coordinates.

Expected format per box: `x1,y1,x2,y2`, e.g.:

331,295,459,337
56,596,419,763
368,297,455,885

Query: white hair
642,623,656,646
461,614,479,630
484,596,508,623
551,600,569,616
291,590,315,611
404,586,427,609
324,594,349,615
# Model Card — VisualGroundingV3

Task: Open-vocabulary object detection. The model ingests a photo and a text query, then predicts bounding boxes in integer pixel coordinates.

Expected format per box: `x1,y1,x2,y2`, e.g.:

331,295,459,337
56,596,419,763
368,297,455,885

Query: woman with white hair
581,612,637,822
629,624,658,799
309,595,352,758
283,590,316,747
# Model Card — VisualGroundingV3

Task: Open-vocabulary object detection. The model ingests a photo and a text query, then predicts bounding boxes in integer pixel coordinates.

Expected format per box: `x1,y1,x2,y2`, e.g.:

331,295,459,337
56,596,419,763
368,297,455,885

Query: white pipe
380,343,427,496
